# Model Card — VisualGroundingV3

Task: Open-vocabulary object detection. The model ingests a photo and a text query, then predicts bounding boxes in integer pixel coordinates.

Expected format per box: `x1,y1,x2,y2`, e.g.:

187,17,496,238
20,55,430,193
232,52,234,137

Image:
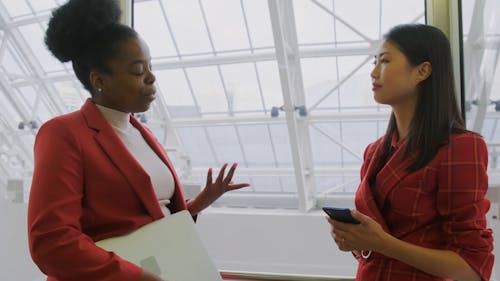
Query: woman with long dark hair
327,24,494,281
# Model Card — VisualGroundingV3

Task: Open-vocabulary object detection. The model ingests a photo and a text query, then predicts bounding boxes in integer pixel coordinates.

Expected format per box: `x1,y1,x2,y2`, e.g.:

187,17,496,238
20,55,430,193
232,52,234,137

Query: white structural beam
426,0,463,115
190,167,359,177
10,45,377,89
153,45,376,69
118,0,133,26
268,0,316,212
170,111,390,127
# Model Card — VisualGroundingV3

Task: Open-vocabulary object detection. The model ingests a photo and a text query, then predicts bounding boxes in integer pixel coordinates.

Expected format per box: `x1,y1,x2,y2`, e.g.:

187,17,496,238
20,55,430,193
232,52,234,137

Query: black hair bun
44,0,122,62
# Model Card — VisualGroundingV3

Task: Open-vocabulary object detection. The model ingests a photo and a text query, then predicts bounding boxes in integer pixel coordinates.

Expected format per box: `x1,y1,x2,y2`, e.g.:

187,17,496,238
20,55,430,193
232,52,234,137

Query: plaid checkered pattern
354,132,494,281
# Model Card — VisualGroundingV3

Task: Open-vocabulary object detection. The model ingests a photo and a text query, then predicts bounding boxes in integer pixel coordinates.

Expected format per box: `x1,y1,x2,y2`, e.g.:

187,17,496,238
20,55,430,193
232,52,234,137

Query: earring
97,88,102,92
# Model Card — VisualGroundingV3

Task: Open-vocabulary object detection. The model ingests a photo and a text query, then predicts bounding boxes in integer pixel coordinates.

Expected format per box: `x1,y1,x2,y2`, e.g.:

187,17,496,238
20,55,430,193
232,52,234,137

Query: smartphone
322,207,360,224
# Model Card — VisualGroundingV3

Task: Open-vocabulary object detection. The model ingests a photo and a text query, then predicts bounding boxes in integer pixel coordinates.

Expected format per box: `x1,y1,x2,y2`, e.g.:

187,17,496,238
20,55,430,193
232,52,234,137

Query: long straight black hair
377,24,466,172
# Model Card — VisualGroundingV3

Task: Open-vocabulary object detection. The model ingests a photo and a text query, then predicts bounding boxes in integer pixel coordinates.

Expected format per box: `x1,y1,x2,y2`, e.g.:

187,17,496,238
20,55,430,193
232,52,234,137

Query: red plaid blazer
355,132,494,281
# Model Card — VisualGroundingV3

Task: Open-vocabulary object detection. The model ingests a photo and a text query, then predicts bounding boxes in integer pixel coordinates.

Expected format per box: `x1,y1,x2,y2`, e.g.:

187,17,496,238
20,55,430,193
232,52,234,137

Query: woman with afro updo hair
27,1,249,280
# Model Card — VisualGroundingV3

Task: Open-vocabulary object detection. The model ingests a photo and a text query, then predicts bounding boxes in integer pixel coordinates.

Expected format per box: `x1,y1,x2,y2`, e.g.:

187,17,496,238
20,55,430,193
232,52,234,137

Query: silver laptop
96,210,223,281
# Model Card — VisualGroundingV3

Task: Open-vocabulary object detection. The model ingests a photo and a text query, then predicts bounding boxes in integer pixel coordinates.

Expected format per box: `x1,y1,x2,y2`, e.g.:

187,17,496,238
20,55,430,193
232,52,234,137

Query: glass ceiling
131,0,424,210
1,0,497,210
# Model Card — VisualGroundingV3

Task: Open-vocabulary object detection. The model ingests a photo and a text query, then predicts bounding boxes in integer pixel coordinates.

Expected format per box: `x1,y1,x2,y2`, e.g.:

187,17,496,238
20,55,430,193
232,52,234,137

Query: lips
144,87,156,99
372,83,382,91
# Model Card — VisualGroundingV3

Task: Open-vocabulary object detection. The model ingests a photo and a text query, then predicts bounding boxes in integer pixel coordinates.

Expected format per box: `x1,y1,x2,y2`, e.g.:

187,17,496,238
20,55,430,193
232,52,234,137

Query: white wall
2,199,500,281
196,208,357,278
196,206,500,280
0,198,44,281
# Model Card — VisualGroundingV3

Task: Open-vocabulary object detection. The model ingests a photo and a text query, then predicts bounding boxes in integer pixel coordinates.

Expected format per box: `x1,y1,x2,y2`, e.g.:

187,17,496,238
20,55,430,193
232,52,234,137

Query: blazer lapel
355,139,391,232
374,139,415,207
130,117,187,212
81,99,164,219
356,136,416,233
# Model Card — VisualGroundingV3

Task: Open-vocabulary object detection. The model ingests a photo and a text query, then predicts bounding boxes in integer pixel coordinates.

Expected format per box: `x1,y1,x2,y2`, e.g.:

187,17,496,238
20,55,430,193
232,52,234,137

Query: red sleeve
437,133,494,281
28,119,143,281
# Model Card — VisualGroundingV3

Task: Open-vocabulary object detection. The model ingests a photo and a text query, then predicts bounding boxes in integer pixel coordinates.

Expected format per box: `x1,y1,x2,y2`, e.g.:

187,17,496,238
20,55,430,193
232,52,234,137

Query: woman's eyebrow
374,51,389,59
129,59,145,66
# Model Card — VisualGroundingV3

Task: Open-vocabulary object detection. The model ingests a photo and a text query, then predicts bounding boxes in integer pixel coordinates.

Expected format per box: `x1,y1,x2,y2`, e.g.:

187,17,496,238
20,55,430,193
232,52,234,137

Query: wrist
374,231,394,256
188,189,212,215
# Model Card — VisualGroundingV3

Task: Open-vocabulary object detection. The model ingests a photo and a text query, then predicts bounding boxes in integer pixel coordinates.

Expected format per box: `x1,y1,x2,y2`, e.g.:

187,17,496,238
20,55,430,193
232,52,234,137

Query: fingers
216,163,228,183
206,168,213,187
326,216,353,231
223,163,237,185
209,163,250,192
326,217,354,252
333,232,351,251
350,209,367,224
227,183,251,191
326,216,335,225
333,232,344,244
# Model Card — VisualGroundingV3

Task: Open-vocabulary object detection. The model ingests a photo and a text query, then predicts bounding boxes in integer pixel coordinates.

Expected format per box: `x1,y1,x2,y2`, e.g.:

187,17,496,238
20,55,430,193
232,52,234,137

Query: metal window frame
8,0,497,209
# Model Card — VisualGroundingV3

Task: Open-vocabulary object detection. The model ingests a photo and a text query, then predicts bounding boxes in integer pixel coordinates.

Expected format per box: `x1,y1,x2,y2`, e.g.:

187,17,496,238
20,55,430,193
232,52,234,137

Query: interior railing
220,271,355,281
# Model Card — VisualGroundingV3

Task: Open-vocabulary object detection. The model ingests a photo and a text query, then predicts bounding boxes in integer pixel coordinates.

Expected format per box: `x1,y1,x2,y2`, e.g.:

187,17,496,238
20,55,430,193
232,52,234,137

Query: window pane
18,23,64,73
53,81,85,111
2,0,31,18
381,0,425,32
237,125,277,167
249,176,283,193
337,56,376,111
177,127,216,167
206,126,245,164
220,63,263,114
268,124,293,167
133,1,177,58
316,175,359,194
462,0,500,186
3,42,30,78
310,122,342,167
27,0,57,13
0,92,22,125
155,69,199,118
186,66,228,115
257,61,283,113
241,0,273,49
160,0,212,55
293,0,335,45
202,0,250,52
333,0,380,40
17,86,37,110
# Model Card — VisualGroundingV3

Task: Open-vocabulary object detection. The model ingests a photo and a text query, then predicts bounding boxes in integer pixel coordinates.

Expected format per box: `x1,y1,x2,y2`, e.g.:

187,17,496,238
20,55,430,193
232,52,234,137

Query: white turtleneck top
96,104,174,215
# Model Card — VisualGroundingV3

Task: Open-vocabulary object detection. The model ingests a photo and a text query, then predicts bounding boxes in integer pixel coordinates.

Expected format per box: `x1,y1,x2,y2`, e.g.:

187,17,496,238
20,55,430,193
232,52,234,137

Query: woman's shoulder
435,131,488,162
447,130,486,148
37,109,85,135
362,135,386,160
366,135,386,150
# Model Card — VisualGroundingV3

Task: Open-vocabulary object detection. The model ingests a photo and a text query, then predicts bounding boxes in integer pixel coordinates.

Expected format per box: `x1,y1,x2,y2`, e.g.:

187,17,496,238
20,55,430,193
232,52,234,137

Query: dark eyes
372,59,389,65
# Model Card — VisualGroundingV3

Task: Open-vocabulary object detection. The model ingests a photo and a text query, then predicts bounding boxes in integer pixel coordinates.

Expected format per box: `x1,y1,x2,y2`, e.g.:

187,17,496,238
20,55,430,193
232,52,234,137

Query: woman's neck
392,98,417,141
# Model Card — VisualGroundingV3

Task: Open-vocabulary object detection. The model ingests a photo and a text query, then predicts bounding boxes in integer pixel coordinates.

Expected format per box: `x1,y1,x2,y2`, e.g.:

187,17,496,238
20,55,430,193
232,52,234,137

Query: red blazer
28,99,188,281
355,132,494,281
